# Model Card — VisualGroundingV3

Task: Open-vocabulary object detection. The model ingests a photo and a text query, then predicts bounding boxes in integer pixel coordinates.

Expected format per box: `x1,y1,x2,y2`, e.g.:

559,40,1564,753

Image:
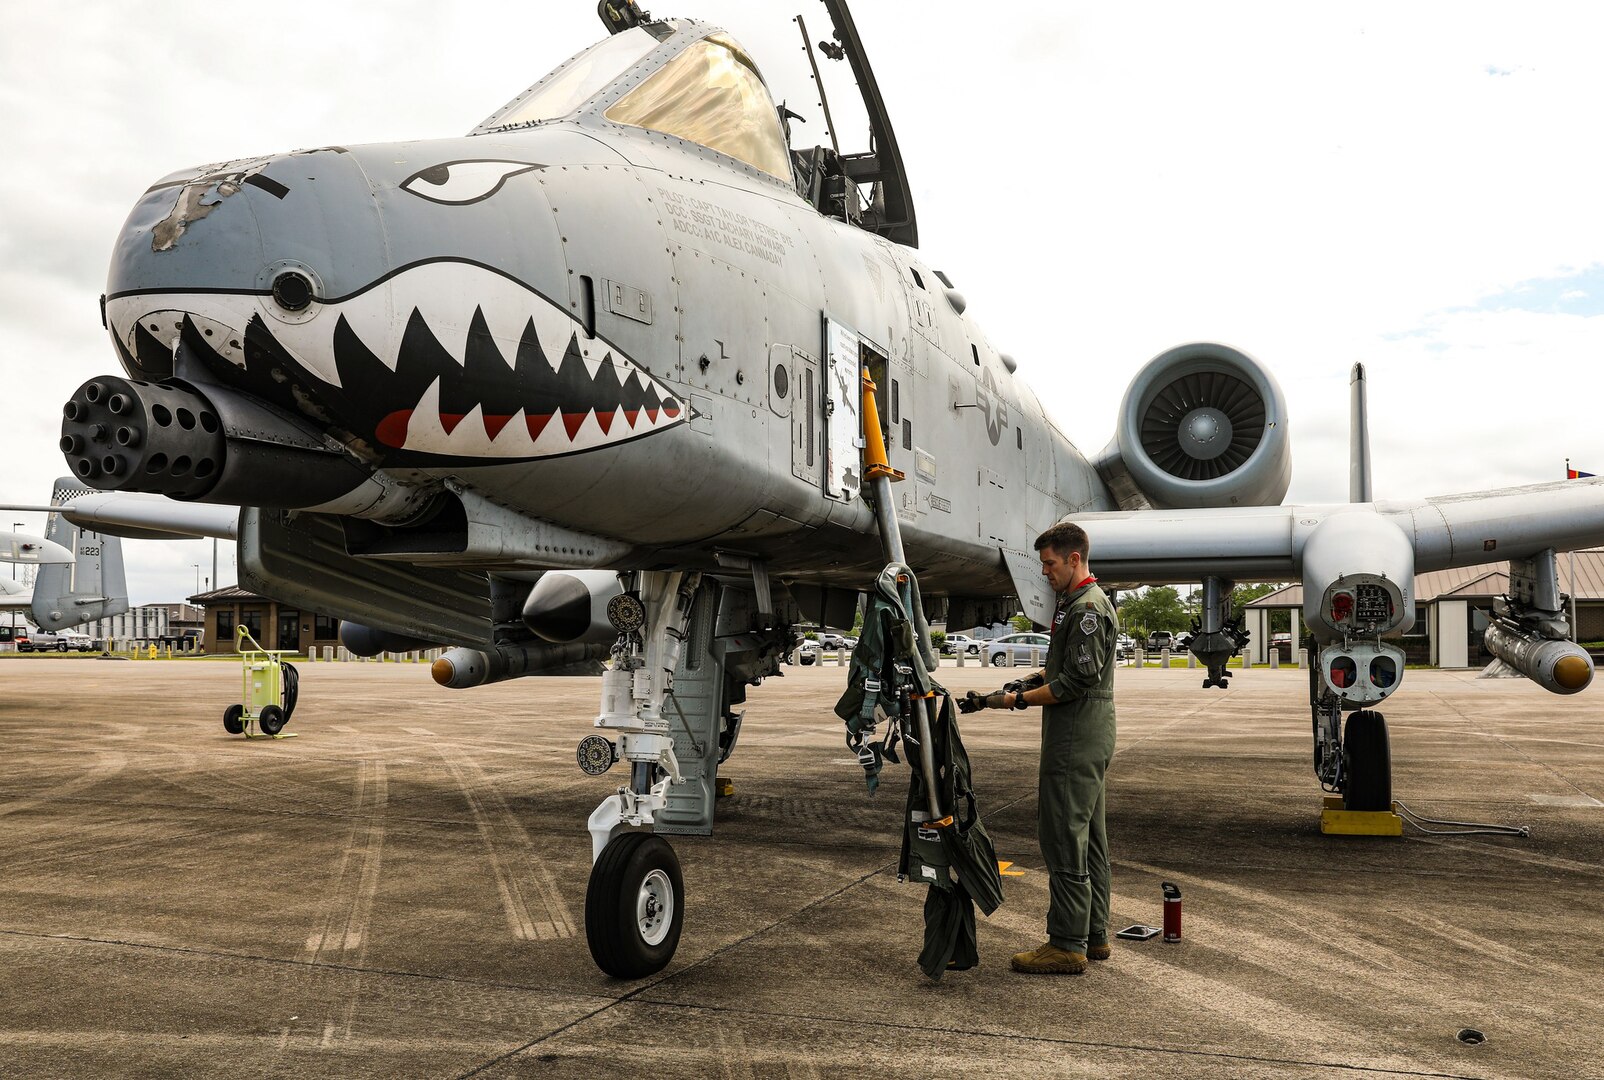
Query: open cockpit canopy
475,21,791,182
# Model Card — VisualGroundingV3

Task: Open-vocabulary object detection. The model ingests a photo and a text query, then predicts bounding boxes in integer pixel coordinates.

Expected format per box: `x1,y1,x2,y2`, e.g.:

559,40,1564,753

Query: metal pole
10,521,19,641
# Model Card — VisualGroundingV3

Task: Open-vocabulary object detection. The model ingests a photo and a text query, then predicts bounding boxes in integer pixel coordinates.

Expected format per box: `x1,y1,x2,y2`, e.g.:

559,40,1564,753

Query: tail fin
31,477,130,631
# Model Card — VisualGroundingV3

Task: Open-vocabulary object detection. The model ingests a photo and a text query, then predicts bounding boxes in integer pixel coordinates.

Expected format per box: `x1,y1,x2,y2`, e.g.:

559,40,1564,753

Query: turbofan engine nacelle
1096,343,1291,510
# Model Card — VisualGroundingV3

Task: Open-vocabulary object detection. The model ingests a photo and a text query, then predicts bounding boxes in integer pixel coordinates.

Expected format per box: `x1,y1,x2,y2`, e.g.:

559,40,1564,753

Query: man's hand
958,689,1017,714
1003,672,1046,695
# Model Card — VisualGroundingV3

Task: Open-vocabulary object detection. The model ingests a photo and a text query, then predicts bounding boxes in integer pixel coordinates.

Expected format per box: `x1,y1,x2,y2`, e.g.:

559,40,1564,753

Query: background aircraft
15,2,1604,976
0,487,129,631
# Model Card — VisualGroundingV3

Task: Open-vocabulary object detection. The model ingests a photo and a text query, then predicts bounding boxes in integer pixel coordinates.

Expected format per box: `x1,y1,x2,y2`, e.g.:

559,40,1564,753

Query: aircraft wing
14,492,240,541
1079,477,1604,584
0,529,75,566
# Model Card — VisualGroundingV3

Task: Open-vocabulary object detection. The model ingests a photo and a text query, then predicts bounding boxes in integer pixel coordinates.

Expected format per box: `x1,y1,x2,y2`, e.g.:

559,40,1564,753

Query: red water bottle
1162,882,1182,942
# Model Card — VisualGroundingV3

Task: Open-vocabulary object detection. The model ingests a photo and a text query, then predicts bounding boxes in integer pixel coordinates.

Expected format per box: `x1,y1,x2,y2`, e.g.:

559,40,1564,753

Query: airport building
1244,549,1604,667
187,585,341,655
75,602,206,646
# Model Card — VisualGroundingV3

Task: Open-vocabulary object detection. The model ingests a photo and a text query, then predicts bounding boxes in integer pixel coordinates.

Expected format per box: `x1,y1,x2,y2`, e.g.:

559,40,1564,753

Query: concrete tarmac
1,657,1600,1078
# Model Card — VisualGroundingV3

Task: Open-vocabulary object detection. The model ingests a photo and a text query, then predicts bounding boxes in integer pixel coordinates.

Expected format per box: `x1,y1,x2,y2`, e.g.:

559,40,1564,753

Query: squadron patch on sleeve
1078,643,1093,668
1079,611,1099,635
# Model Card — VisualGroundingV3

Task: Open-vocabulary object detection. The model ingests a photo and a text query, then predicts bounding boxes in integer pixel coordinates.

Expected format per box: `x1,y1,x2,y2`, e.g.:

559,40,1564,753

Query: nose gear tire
586,832,684,979
1341,709,1391,811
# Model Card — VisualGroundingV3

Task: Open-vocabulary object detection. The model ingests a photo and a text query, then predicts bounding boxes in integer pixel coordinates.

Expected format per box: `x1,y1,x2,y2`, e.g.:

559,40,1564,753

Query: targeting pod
1483,621,1594,695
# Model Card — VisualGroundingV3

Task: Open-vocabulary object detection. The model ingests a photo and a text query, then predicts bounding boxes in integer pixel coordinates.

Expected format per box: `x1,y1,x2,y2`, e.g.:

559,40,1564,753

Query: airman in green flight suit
960,521,1117,974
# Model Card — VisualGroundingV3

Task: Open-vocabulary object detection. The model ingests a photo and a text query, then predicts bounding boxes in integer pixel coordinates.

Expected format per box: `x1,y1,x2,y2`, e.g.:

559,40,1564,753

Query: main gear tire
257,704,286,736
223,704,244,735
586,832,683,979
1342,710,1391,811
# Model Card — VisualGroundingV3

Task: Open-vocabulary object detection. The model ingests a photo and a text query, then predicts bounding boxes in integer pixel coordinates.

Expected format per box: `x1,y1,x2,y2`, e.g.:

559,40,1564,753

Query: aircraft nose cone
1554,654,1592,691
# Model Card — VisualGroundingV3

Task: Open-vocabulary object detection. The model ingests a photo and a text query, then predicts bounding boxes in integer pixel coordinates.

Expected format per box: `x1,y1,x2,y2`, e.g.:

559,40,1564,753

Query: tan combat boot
1087,943,1112,961
1010,943,1088,974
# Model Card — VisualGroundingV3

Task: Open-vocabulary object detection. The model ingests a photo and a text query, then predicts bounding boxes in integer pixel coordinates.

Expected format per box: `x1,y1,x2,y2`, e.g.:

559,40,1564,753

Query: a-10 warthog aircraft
42,0,1604,975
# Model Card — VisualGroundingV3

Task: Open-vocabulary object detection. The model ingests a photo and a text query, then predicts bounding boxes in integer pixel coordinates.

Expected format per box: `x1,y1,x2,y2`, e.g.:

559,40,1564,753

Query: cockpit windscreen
605,34,792,181
484,27,662,129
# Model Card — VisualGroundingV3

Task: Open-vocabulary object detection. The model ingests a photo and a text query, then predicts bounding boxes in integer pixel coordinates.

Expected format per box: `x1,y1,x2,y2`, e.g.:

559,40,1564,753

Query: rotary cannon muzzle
60,375,372,508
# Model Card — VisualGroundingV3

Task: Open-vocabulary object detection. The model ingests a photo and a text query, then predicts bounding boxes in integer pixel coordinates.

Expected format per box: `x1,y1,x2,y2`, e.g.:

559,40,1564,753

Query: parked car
796,640,821,665
987,632,1052,666
1146,630,1175,651
817,632,850,650
15,630,66,653
58,631,99,652
1116,634,1136,659
940,634,983,656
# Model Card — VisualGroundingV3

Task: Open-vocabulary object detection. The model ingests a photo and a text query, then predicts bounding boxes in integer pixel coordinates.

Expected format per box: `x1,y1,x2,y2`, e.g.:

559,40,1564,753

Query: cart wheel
223,704,244,735
258,704,286,736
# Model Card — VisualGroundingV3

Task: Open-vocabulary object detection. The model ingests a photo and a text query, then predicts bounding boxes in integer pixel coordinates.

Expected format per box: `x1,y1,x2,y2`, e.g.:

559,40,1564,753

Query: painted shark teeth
104,259,685,462
385,376,682,457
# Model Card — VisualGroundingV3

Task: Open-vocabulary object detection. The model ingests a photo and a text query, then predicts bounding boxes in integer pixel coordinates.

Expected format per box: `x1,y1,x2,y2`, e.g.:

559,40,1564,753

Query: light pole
193,564,201,595
10,519,20,641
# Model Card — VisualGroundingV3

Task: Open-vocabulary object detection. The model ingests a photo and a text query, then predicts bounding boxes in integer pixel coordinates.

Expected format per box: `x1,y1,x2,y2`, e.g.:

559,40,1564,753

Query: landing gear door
823,317,862,502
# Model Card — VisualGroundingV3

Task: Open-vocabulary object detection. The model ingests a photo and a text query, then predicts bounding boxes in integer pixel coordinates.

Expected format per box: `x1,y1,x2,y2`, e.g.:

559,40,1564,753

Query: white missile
1483,621,1594,695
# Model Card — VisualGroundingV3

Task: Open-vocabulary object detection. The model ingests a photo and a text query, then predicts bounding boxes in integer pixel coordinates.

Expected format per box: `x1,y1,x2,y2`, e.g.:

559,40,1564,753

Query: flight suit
1038,577,1117,954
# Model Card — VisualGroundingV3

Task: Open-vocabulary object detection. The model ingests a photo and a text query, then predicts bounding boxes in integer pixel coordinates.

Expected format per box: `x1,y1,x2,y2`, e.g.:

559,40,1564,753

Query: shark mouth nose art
104,260,683,462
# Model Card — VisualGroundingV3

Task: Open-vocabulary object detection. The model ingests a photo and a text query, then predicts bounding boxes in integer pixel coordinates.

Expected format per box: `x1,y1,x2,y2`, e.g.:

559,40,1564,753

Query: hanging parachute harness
833,370,1004,978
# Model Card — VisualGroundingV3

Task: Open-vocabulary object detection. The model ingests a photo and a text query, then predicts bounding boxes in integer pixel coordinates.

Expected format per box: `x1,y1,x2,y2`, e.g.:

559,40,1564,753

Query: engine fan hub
1179,407,1233,460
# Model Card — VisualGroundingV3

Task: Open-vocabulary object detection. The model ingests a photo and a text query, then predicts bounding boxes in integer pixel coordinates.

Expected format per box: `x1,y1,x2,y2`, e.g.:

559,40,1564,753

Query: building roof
1245,549,1604,607
188,584,270,605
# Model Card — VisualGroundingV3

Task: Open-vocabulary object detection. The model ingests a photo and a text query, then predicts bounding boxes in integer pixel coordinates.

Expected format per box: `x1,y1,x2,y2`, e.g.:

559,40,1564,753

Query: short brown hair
1034,521,1089,561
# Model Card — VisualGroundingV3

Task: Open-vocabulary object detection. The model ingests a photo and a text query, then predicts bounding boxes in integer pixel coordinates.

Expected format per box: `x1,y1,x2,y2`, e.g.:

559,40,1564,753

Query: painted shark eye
400,160,543,205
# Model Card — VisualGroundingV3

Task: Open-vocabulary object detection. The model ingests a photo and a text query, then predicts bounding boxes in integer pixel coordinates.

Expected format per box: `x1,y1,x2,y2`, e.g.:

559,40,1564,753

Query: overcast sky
3,2,1602,606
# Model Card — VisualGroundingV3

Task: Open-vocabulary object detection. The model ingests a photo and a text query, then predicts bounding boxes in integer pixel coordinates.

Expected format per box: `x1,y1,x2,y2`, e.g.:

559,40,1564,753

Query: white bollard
324,646,334,661
1269,649,1280,669
1297,647,1308,669
1187,653,1197,669
1032,647,1042,667
1239,649,1251,671
339,646,350,662
1160,648,1171,668
836,647,846,667
956,649,965,668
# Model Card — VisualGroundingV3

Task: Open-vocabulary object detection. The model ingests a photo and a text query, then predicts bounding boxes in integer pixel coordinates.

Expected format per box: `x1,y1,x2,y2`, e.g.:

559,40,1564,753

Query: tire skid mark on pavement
983,901,1437,1074
0,751,127,820
287,760,388,1048
1111,857,1600,1018
440,748,576,942
302,761,389,963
